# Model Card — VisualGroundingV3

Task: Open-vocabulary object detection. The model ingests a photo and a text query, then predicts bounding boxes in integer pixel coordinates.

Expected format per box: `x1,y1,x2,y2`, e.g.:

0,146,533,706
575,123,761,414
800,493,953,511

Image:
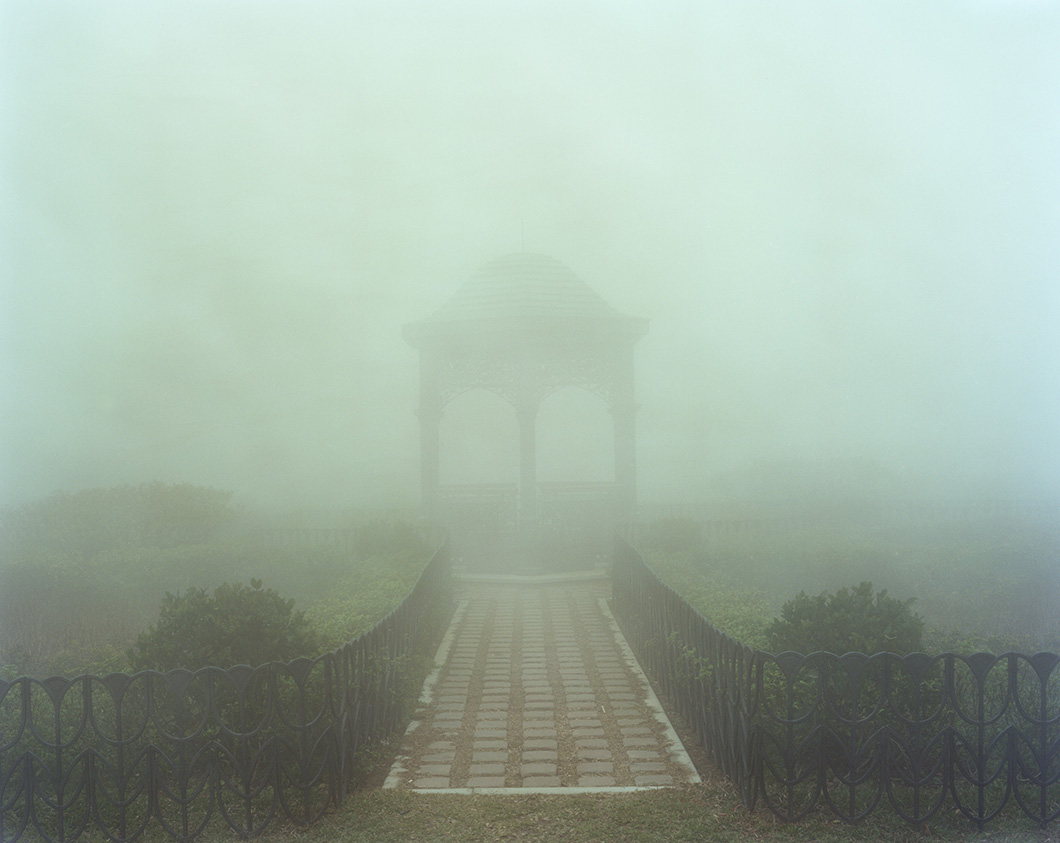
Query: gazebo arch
403,253,648,569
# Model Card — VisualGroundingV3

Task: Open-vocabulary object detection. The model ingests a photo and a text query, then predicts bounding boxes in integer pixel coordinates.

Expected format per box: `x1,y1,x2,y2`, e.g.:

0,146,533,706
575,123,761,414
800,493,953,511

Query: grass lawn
190,778,1053,843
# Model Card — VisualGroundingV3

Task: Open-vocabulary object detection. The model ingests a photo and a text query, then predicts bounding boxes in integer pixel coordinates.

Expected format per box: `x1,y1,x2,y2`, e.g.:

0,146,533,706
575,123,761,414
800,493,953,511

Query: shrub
127,580,320,671
767,580,924,655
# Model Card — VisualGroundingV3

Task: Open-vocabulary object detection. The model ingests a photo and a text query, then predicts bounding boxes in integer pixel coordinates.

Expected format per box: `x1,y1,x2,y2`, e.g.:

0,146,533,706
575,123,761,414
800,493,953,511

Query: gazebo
403,253,648,571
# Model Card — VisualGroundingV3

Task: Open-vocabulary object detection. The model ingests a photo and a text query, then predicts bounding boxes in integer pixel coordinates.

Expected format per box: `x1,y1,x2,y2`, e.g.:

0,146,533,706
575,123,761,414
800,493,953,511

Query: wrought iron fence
0,542,452,842
612,537,1060,828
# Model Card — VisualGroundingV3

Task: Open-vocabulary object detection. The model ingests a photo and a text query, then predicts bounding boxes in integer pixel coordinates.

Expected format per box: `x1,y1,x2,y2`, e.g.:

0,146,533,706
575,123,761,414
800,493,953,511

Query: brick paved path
384,577,701,792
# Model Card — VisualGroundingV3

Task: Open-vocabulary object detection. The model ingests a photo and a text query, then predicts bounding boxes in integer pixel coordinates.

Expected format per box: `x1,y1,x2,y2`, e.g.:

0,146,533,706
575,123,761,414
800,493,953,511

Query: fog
2,0,1058,515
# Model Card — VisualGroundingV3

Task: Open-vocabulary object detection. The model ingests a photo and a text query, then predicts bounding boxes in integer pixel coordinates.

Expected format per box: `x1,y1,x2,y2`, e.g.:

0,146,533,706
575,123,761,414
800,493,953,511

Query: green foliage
128,581,320,671
0,481,435,676
639,517,702,554
643,548,773,648
0,538,267,676
767,581,924,655
304,565,423,650
709,458,906,522
1,482,236,560
350,518,429,558
285,521,431,649
647,516,1060,655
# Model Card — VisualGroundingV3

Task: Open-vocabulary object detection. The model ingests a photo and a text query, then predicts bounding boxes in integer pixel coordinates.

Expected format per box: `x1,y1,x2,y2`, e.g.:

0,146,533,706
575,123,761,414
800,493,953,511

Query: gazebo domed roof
424,253,620,322
404,253,647,351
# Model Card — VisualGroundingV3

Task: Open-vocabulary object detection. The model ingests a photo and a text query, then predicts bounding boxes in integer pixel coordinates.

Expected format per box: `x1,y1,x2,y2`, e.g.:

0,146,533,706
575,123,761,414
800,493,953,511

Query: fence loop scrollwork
0,542,452,842
611,536,1060,829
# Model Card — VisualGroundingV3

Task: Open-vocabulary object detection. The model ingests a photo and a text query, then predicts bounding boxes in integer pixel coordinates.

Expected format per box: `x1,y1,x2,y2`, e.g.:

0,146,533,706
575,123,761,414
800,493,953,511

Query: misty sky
2,0,1058,512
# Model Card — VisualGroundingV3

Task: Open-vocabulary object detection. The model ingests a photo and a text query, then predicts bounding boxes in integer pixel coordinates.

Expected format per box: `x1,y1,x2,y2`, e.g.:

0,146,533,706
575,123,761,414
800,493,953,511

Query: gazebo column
417,404,442,518
612,402,638,521
516,403,538,521
417,355,443,520
611,348,639,522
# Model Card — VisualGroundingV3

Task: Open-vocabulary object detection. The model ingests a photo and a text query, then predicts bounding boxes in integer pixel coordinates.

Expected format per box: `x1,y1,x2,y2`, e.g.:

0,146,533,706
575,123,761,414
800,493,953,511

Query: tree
767,581,924,655
128,580,320,671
